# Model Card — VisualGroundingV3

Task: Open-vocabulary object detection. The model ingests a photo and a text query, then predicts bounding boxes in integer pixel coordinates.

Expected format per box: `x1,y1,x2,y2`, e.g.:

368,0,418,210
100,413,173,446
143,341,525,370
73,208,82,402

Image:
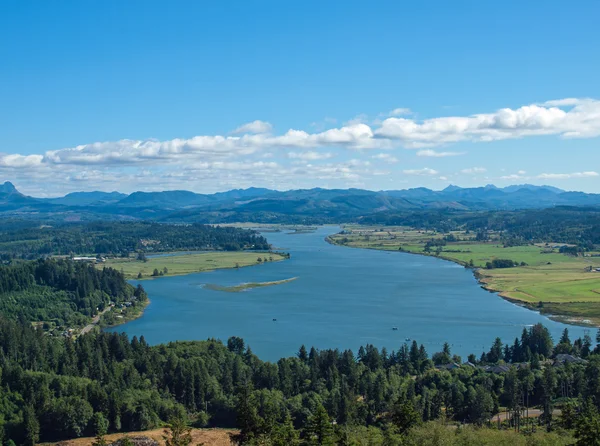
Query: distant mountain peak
0,181,18,194
442,185,462,193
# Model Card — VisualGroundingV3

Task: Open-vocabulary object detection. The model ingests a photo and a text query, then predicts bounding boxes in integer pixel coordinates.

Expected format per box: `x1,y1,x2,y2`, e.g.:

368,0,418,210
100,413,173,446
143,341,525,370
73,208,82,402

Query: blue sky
1,0,599,196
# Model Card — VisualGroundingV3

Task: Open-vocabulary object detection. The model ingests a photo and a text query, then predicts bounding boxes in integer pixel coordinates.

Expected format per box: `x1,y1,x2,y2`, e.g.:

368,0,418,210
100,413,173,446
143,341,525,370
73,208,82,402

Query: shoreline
326,235,599,328
102,252,290,327
103,250,289,281
100,298,151,329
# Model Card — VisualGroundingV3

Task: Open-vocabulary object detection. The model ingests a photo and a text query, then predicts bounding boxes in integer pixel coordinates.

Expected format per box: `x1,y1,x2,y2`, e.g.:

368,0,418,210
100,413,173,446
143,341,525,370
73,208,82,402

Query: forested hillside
359,207,600,249
0,222,270,258
0,259,146,328
0,317,599,444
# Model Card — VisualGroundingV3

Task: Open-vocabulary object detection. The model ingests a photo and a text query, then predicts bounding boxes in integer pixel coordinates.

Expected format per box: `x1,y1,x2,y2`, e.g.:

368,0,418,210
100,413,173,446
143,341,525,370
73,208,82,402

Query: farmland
98,251,286,280
329,225,600,325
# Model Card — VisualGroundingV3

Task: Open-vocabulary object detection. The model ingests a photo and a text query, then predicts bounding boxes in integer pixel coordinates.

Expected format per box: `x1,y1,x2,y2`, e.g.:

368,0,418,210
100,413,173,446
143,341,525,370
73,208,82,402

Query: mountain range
1,181,599,223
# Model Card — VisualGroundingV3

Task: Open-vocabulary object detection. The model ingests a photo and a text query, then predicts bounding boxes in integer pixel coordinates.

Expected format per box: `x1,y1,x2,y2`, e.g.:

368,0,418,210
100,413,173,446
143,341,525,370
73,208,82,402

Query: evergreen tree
304,405,335,446
163,416,193,446
575,400,600,446
23,405,39,446
230,384,261,445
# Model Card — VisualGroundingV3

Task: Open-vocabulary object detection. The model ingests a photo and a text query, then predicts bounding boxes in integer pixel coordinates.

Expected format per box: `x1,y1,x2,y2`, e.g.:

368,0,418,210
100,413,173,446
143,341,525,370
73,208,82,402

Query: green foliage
303,404,335,446
0,258,147,328
0,221,270,257
163,416,193,446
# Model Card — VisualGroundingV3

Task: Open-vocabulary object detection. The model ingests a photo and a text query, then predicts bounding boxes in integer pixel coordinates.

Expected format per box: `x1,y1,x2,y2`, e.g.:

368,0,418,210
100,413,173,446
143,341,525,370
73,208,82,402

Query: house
553,354,587,366
72,256,97,263
482,364,512,374
436,362,461,371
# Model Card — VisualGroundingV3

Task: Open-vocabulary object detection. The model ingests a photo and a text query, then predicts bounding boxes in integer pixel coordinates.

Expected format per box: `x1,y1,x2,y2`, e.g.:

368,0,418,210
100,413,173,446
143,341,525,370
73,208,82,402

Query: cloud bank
1,98,599,195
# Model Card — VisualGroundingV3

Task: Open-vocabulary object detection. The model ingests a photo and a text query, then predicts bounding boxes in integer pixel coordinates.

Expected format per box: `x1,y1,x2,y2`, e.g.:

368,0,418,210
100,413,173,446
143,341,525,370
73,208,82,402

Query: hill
0,181,599,222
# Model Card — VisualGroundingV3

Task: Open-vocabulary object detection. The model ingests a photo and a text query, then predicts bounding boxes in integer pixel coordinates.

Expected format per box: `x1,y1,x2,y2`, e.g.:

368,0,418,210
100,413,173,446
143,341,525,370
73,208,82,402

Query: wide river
107,226,589,362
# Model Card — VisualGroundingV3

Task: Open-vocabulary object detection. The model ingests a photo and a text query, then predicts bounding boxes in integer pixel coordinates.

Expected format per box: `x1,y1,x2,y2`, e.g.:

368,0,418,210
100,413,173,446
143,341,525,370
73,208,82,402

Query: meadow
99,251,286,279
330,226,600,325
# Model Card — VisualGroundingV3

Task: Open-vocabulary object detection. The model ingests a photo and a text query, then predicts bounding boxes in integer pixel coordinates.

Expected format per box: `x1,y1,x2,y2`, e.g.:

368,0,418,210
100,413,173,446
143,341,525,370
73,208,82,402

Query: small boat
405,338,411,342
392,327,398,331
272,318,277,321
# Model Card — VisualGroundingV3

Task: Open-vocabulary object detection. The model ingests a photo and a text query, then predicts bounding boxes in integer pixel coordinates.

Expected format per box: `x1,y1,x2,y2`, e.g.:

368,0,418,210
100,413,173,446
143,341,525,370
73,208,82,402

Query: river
106,226,589,362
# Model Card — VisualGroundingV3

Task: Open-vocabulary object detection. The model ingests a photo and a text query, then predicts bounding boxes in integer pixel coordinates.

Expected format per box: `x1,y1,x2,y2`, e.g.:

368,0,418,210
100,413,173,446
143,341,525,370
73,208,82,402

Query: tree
575,400,600,446
469,386,493,426
391,400,420,434
163,416,193,446
486,338,503,363
304,405,335,446
92,435,109,446
230,384,261,445
152,268,160,277
540,366,556,431
228,336,246,355
92,412,109,436
271,411,299,446
23,405,39,446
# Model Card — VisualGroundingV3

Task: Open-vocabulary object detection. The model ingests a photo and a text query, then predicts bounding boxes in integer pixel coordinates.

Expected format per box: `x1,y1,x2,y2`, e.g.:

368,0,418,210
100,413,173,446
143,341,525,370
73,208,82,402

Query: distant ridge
0,181,598,222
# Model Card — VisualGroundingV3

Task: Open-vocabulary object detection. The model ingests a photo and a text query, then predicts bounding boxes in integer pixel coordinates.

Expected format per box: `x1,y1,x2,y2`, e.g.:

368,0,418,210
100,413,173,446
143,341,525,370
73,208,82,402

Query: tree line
0,315,599,444
0,222,270,258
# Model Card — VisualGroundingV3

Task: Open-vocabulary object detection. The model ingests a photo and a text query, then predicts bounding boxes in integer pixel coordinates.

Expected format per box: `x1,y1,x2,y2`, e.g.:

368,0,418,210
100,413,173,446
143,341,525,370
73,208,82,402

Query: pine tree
163,416,193,446
304,405,335,446
230,383,261,445
23,405,40,446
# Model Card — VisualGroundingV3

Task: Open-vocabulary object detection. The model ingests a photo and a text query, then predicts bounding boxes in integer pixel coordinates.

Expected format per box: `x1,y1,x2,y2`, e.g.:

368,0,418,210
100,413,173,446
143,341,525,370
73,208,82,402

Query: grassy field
330,226,600,325
38,427,235,446
99,251,286,279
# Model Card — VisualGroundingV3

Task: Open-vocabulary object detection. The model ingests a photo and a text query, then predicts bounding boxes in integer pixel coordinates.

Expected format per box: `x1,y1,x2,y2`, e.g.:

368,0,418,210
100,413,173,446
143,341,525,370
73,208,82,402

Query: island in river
96,250,288,328
106,226,590,362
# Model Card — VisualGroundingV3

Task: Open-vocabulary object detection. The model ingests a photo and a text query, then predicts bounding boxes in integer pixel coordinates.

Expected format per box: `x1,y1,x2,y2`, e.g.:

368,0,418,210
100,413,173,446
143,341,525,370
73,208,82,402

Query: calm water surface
107,226,588,361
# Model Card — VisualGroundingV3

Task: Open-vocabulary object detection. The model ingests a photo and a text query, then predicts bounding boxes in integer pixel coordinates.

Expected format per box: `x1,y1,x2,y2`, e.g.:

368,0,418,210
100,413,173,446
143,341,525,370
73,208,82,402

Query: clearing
38,427,234,446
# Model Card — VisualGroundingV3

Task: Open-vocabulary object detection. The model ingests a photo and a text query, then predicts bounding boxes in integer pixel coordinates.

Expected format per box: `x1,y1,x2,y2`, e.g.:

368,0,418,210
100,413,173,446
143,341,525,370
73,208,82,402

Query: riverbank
99,298,151,329
328,226,600,327
98,251,288,280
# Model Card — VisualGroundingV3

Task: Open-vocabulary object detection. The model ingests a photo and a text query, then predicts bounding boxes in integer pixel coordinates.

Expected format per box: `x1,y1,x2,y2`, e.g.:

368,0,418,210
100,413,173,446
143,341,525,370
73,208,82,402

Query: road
80,306,111,335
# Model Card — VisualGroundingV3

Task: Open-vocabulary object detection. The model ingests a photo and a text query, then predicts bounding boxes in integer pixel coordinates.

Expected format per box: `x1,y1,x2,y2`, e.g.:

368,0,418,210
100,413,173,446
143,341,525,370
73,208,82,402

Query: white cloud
0,154,44,168
537,171,599,180
288,151,333,161
232,120,273,134
4,97,600,194
372,153,399,163
403,167,439,176
375,98,600,148
389,108,412,116
416,149,465,157
500,174,524,180
461,167,487,174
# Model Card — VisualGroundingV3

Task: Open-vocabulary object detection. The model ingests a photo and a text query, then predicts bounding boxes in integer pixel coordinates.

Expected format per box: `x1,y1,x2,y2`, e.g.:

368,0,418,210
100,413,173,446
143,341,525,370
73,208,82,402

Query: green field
330,226,600,325
99,251,286,280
